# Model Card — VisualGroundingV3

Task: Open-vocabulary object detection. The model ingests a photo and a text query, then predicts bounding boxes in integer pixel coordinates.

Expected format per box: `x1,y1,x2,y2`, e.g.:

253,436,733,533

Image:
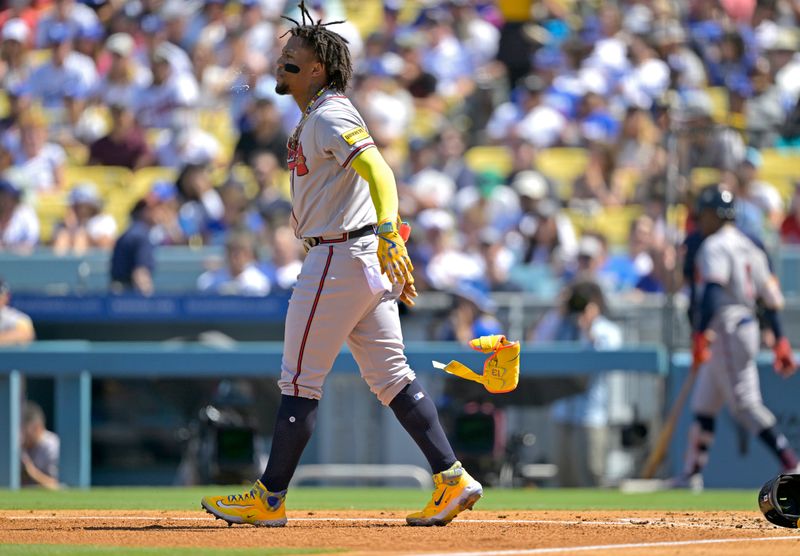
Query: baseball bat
640,369,698,479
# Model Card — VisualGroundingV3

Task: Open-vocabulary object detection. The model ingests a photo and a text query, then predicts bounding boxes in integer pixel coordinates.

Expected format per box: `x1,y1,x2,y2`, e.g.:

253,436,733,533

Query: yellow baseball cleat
201,480,287,527
406,461,483,526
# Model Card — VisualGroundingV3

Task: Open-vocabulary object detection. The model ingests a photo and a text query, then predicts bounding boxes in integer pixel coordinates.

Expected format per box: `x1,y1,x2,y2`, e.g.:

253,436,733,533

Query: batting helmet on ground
758,473,800,528
695,185,736,221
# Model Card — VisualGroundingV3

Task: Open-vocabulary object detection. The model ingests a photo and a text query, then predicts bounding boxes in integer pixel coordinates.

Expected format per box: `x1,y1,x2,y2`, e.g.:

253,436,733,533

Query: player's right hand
376,218,414,286
691,331,711,373
773,337,797,378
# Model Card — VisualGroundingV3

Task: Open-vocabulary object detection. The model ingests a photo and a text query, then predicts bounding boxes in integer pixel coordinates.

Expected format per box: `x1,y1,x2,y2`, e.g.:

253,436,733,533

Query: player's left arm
752,250,795,377
352,148,417,304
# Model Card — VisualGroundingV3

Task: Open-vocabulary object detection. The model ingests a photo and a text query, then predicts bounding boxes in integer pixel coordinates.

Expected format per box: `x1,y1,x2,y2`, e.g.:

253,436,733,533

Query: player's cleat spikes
406,461,483,526
201,480,288,527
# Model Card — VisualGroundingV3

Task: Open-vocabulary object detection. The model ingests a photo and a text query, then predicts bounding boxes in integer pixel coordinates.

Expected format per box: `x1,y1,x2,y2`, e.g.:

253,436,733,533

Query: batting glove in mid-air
376,217,414,288
773,337,797,378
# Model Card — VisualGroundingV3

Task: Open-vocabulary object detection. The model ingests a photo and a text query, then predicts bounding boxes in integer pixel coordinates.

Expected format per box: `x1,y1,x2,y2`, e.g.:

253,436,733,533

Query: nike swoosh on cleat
434,488,447,506
216,501,252,510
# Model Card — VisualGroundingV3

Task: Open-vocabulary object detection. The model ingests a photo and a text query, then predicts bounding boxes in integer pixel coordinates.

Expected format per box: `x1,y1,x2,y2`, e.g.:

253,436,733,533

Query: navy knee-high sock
759,426,799,469
260,395,318,492
389,380,457,475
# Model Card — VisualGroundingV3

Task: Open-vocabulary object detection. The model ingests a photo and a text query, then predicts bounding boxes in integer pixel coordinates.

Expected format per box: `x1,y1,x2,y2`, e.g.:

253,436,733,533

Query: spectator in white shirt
35,0,100,49
26,22,98,112
96,32,151,108
52,182,118,255
135,44,199,129
8,110,66,193
0,178,39,253
197,230,271,296
1,18,33,91
154,113,220,169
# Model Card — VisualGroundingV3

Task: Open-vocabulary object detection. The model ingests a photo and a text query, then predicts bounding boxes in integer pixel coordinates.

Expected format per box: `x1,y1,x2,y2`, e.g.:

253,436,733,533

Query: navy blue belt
303,224,375,249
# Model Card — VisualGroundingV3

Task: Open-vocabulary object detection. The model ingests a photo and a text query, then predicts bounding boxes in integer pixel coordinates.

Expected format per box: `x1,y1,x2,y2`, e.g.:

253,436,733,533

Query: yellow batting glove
376,218,414,286
433,335,520,394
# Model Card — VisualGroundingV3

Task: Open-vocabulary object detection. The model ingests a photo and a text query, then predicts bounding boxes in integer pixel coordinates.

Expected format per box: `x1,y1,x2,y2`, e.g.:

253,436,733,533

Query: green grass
0,547,333,556
0,486,759,512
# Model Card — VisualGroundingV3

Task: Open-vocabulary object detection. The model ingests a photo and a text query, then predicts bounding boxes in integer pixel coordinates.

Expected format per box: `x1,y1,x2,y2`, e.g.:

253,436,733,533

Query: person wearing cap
26,21,98,111
134,43,199,129
419,7,474,99
675,90,745,174
34,0,100,49
52,182,118,255
0,277,34,345
7,109,66,192
109,193,162,295
0,178,39,253
434,280,503,344
154,112,221,169
745,57,787,149
488,73,566,147
652,22,706,90
147,180,187,246
95,32,150,108
20,401,59,489
1,18,33,90
88,102,152,169
571,142,625,208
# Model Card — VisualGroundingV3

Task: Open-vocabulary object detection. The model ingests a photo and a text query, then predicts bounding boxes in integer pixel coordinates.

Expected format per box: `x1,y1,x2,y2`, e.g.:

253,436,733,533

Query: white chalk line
0,514,779,530
412,535,800,556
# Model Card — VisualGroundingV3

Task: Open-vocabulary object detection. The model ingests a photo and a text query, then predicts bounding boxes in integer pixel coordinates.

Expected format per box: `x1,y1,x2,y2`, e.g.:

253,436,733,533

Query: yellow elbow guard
433,335,520,394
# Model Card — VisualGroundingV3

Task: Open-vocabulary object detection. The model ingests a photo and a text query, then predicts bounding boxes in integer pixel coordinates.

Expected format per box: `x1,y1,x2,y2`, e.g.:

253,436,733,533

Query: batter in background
678,185,799,489
201,2,482,528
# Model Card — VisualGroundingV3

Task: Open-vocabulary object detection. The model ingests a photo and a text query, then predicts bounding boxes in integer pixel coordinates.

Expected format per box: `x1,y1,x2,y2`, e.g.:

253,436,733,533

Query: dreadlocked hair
281,1,353,93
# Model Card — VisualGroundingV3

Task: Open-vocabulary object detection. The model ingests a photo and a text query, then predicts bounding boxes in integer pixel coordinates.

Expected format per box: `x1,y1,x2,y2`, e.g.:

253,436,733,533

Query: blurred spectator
780,95,800,148
89,103,152,169
136,13,193,77
529,279,622,487
0,277,35,345
197,230,270,296
21,401,59,489
402,138,456,212
570,91,619,146
675,91,745,174
780,183,800,245
621,31,672,111
0,178,39,252
52,182,117,255
734,148,784,240
415,208,483,291
571,142,624,207
0,2,39,31
1,18,32,89
148,181,187,246
233,97,288,168
353,72,412,155
474,227,516,292
250,151,291,229
488,74,566,147
767,27,800,101
455,170,520,234
27,22,98,112
96,32,150,107
435,127,475,192
601,215,661,293
652,22,706,90
745,57,786,149
434,281,503,344
154,115,220,169
207,179,264,245
615,107,661,174
513,170,577,267
0,81,30,135
175,163,223,242
35,0,99,47
7,109,66,193
134,44,199,129
110,196,160,295
262,225,302,293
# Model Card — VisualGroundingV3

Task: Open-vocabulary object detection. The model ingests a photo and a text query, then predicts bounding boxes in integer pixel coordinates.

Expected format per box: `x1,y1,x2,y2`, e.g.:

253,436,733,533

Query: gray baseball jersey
279,89,413,406
288,90,377,239
691,224,778,433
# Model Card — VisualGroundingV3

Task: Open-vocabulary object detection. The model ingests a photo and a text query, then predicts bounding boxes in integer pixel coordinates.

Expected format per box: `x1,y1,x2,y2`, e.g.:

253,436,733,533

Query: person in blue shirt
110,196,159,295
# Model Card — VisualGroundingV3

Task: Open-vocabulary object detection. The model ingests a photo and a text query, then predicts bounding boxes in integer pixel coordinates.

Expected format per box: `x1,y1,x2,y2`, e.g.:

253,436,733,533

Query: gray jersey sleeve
698,238,730,286
314,107,376,167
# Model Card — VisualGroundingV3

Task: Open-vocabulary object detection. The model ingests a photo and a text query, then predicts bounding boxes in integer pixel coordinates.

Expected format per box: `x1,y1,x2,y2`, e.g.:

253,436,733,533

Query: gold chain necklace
289,84,331,150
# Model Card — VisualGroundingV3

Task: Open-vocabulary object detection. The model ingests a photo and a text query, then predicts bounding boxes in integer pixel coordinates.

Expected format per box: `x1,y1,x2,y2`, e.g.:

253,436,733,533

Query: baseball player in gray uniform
678,185,798,488
202,3,482,527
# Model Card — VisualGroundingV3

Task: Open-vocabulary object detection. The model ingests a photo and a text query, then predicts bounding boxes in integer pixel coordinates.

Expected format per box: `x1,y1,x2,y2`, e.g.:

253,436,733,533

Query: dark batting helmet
758,473,800,528
695,185,736,221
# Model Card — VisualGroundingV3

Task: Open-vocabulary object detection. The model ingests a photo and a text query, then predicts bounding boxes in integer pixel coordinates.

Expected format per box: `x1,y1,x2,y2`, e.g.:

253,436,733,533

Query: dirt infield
1,509,799,555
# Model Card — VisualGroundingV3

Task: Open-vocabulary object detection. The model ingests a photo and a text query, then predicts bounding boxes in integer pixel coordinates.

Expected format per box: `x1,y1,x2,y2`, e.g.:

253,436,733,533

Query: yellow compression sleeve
351,147,398,224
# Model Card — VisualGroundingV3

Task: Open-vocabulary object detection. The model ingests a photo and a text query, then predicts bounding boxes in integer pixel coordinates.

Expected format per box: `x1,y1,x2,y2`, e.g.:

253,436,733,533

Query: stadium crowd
0,0,799,301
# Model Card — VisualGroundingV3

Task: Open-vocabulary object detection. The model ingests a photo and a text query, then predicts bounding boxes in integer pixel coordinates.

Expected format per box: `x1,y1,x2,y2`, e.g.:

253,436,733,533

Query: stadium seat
537,148,588,199
705,87,729,125
464,145,512,177
567,205,644,246
689,167,721,190
34,191,69,243
760,149,800,202
131,166,179,197
64,165,133,195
